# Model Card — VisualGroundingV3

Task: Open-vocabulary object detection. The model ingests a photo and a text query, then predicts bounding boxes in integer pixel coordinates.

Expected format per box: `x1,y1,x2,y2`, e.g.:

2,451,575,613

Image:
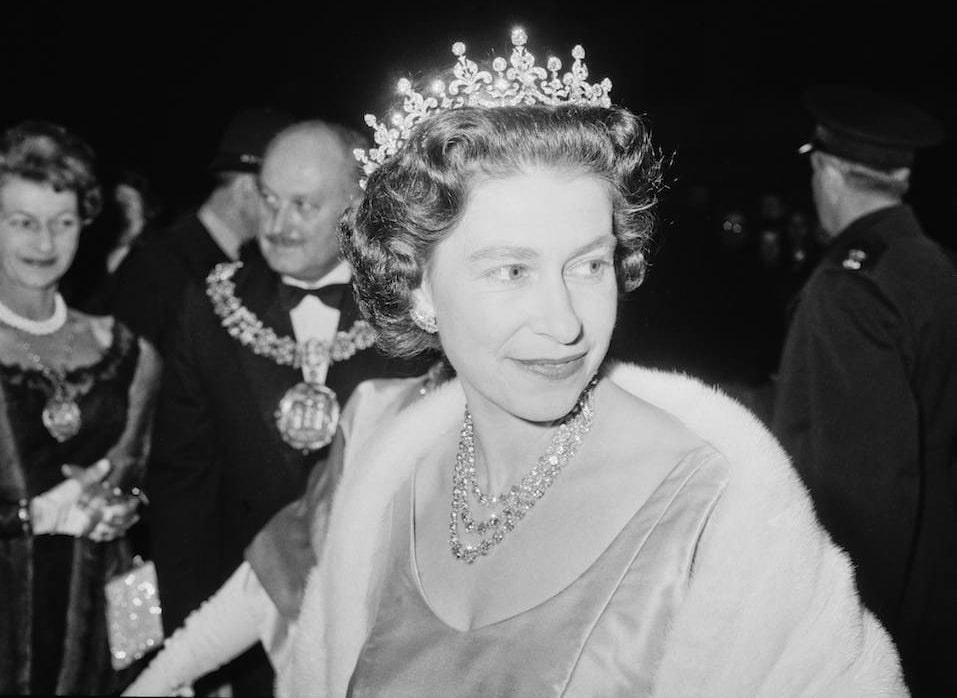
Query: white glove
31,459,111,536
123,562,267,697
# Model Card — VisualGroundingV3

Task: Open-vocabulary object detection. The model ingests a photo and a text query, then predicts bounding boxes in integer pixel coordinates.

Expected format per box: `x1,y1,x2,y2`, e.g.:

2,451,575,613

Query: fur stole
284,364,905,697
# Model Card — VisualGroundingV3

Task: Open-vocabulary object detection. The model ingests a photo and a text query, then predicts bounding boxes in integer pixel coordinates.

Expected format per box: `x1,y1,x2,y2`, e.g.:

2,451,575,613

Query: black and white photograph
1,1,954,695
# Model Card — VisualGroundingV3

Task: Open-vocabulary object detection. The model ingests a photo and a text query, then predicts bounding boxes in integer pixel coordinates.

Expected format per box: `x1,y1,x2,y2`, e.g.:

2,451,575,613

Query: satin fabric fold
347,447,729,696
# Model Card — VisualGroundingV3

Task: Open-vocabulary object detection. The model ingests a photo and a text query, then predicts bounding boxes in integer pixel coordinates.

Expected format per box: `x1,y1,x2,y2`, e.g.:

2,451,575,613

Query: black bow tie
278,281,349,312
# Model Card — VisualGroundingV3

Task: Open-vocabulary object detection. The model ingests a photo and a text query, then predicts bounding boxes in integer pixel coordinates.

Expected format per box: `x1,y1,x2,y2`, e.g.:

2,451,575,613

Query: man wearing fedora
112,106,294,354
773,85,957,695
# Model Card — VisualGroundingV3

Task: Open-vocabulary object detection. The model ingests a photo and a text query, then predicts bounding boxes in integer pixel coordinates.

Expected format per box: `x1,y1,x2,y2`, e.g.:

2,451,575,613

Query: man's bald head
257,120,368,281
263,121,366,195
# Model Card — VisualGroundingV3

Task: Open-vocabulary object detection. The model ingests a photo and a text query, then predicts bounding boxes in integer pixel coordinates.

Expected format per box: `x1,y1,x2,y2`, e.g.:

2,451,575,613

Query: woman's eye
569,257,612,278
8,216,35,231
54,216,80,232
491,264,528,282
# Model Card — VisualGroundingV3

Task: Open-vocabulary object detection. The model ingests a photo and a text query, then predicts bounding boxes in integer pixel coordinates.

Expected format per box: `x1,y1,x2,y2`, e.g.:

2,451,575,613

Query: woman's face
417,169,618,424
0,177,81,293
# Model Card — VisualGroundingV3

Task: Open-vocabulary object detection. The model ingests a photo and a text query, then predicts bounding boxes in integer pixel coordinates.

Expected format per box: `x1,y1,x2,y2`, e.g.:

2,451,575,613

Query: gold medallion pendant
275,382,340,453
206,262,378,454
42,390,82,442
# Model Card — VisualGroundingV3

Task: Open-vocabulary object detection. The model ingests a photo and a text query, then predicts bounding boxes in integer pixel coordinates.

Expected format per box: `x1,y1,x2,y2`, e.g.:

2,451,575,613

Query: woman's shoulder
67,310,140,371
607,364,784,458
608,365,837,577
342,362,452,442
592,377,728,528
68,309,114,348
602,368,711,459
605,362,807,510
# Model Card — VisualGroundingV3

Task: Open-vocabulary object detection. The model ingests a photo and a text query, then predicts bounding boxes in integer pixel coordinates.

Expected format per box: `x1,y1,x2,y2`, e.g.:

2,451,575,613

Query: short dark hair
341,103,665,358
116,168,164,223
0,120,102,221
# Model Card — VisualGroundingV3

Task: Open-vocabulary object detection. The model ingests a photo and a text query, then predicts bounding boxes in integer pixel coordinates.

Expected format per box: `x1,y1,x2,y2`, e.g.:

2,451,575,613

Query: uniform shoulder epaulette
840,238,887,271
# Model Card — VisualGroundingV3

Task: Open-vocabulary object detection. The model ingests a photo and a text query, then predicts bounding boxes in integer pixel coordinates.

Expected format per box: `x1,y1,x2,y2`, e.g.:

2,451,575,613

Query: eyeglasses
256,181,323,223
0,211,82,236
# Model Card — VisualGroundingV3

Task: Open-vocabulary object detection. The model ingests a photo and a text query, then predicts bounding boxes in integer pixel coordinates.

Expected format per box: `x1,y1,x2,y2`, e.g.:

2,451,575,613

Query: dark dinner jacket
111,211,230,354
147,247,427,633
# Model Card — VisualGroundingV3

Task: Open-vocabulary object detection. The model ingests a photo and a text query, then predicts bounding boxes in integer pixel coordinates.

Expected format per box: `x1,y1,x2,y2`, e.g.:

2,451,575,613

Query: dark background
4,0,955,401
6,0,954,217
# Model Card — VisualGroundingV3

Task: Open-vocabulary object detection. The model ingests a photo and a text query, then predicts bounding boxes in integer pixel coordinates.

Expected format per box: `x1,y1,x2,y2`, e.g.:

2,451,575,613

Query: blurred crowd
609,182,825,421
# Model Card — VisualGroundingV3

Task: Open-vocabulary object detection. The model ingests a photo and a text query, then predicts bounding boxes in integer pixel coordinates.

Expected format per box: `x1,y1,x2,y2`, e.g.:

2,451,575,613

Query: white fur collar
285,364,904,697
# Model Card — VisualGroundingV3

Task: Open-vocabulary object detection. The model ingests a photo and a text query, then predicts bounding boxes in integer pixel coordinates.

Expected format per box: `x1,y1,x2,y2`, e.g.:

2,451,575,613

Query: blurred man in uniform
112,106,294,354
773,84,957,696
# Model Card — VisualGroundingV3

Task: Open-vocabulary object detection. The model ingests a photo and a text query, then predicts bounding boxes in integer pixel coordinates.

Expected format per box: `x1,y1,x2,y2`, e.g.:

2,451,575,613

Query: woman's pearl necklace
0,293,68,335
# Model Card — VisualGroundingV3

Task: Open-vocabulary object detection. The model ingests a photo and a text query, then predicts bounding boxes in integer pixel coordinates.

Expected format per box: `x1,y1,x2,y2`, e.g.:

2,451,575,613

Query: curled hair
341,103,665,358
0,120,102,221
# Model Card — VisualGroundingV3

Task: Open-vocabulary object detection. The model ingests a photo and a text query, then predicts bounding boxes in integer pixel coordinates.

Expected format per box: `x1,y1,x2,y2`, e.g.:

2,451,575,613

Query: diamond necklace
449,376,598,564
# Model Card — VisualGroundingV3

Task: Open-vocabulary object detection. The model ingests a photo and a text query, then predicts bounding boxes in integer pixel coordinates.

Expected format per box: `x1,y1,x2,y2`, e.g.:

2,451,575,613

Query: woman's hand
84,486,144,542
70,469,146,542
31,458,111,536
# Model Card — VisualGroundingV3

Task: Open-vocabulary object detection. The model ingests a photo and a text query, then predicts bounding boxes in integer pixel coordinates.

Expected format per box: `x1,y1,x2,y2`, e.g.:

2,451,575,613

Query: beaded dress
0,320,140,695
346,445,730,697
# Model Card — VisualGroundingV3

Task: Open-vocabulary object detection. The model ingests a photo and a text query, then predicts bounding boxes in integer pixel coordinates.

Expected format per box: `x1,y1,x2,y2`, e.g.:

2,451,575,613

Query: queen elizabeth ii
127,30,905,697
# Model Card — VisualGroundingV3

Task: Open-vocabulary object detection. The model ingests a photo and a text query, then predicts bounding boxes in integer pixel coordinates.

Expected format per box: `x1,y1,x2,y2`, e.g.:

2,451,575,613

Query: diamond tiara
353,27,613,187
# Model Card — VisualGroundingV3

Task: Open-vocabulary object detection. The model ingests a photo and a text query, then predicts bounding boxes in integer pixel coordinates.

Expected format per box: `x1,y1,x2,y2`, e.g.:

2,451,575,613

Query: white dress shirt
282,261,352,385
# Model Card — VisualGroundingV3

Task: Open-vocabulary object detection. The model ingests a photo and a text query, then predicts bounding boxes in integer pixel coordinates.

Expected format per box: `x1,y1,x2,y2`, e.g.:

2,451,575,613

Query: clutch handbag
105,555,165,670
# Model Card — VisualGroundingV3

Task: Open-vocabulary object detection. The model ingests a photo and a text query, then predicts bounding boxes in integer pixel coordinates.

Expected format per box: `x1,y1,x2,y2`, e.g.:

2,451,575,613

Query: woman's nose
532,278,583,345
36,226,55,253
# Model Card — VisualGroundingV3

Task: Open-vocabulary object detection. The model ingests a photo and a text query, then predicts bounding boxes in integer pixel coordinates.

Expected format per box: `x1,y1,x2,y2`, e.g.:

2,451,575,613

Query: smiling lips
264,235,301,248
22,257,57,267
514,352,587,379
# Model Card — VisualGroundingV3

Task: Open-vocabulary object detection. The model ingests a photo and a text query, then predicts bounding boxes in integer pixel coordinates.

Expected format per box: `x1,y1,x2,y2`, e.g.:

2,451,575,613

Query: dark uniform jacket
147,247,427,635
111,211,230,353
772,204,957,695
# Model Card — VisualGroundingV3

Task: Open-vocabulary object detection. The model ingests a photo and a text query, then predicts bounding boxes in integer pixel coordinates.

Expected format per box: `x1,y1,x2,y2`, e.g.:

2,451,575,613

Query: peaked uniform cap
800,84,944,169
209,107,296,173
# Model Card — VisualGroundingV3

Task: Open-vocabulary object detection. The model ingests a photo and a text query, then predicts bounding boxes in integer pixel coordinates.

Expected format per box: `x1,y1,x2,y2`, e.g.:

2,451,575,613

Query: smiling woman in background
0,121,159,695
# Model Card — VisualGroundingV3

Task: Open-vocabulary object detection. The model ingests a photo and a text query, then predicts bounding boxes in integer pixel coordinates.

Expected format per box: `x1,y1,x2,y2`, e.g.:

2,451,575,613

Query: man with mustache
146,120,426,696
